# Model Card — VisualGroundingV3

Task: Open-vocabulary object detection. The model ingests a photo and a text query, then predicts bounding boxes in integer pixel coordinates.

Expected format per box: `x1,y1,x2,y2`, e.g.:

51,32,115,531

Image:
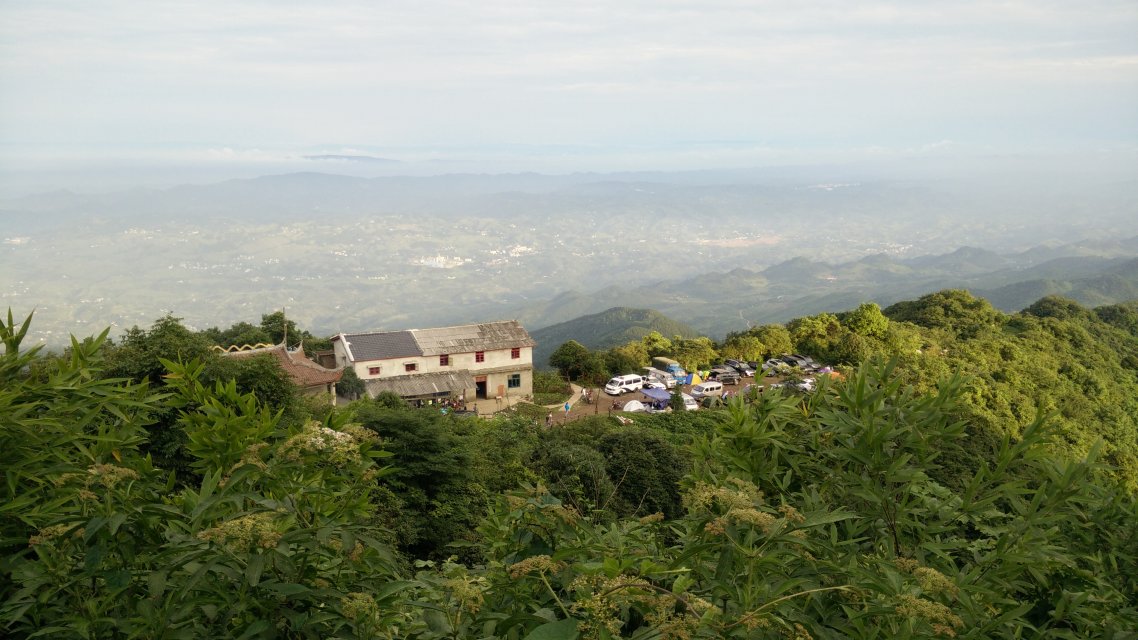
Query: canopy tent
640,388,672,403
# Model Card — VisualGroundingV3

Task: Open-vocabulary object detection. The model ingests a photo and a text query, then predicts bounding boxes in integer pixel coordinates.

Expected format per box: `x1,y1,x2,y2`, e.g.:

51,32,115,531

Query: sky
1,0,1137,188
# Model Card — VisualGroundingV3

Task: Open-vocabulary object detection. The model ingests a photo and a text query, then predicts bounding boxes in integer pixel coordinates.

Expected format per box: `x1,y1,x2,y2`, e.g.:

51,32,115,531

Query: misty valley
3,169,1136,346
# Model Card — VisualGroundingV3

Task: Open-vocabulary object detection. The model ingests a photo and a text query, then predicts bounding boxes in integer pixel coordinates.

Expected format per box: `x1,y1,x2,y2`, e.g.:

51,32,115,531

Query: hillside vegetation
547,293,1138,493
531,307,700,370
3,293,1138,638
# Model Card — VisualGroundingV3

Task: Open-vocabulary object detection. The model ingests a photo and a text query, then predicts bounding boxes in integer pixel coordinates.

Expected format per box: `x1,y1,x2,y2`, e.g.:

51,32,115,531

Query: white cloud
0,0,1135,169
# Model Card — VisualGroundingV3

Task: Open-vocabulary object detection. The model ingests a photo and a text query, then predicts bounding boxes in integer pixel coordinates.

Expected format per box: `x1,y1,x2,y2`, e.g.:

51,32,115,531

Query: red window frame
475,351,485,363
440,354,449,366
367,366,380,375
405,363,417,372
511,347,521,359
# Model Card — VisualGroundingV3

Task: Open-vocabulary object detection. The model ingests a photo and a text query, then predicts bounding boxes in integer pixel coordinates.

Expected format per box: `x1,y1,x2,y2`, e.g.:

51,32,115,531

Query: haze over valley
4,163,1137,345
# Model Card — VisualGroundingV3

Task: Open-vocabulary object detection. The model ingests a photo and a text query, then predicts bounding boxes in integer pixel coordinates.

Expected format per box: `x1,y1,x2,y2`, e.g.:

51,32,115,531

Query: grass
533,391,571,406
508,402,550,421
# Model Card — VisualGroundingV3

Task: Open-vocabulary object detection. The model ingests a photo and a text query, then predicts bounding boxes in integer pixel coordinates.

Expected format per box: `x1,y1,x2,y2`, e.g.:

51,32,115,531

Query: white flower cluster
278,421,364,467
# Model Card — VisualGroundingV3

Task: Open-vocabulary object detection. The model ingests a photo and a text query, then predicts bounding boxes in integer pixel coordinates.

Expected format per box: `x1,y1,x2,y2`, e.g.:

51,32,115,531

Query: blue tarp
640,388,672,403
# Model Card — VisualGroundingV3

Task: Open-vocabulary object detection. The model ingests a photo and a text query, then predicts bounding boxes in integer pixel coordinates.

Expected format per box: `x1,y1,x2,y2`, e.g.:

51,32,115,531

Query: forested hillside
531,307,700,370
546,293,1138,493
3,293,1137,638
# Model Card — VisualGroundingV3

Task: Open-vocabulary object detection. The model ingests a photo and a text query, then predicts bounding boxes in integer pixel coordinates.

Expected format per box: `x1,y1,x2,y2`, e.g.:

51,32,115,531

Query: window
508,373,521,388
439,354,449,366
511,347,521,359
367,366,380,376
404,363,418,372
475,351,485,363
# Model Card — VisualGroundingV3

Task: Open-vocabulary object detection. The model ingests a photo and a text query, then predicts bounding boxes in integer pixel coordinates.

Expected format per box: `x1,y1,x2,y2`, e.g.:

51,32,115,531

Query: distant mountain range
976,257,1138,312
513,236,1138,338
530,307,700,368
526,254,1138,367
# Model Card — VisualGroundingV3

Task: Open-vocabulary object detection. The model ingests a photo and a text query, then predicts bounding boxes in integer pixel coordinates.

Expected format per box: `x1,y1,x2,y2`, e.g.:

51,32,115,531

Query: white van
605,374,645,395
690,380,723,398
642,367,677,389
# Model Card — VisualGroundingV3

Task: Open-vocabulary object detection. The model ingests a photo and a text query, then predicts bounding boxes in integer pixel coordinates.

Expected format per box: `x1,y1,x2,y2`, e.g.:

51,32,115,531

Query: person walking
545,412,553,428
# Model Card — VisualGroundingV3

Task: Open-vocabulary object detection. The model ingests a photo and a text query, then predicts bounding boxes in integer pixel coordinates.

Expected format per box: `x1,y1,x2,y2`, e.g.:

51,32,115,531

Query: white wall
346,345,533,381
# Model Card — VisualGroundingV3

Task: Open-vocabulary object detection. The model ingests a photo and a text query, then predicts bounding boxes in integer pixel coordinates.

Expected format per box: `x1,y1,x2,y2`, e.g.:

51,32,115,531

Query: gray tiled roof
364,370,476,398
339,330,421,361
339,321,534,362
412,320,535,356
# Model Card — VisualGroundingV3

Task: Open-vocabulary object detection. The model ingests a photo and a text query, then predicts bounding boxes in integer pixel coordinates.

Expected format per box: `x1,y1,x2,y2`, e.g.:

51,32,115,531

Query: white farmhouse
331,320,535,409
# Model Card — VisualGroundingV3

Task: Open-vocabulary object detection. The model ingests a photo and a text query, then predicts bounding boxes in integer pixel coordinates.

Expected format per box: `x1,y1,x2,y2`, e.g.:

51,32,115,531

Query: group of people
411,396,472,414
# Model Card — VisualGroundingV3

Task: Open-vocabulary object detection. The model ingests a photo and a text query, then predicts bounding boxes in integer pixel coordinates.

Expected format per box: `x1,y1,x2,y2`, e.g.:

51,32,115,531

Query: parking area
553,356,835,423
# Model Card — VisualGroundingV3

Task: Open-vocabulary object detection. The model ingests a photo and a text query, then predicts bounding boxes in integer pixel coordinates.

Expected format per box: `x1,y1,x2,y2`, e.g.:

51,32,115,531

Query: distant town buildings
412,254,470,268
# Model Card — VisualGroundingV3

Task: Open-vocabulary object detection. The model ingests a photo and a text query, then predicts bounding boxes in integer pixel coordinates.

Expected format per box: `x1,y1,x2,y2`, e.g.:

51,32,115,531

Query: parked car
761,358,783,376
780,354,821,371
642,378,667,390
681,393,699,411
724,359,756,377
690,380,723,398
642,367,678,389
604,374,644,395
770,379,816,393
706,368,741,385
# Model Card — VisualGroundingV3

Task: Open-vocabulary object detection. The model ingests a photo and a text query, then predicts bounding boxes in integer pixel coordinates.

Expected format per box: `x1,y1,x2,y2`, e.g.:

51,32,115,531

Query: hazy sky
1,0,1136,180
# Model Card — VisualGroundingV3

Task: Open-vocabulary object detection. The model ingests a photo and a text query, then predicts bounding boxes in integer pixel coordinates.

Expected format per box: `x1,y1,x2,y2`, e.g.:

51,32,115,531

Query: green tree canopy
720,334,765,362
748,323,793,357
884,289,1005,338
787,312,843,359
5,308,1138,639
201,321,272,348
640,330,674,357
841,301,890,338
549,340,591,380
353,404,484,559
102,314,214,384
604,340,649,375
671,336,719,371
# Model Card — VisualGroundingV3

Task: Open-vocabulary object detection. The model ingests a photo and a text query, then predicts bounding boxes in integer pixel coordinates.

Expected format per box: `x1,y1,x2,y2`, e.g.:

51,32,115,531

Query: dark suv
724,359,756,376
707,368,741,385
